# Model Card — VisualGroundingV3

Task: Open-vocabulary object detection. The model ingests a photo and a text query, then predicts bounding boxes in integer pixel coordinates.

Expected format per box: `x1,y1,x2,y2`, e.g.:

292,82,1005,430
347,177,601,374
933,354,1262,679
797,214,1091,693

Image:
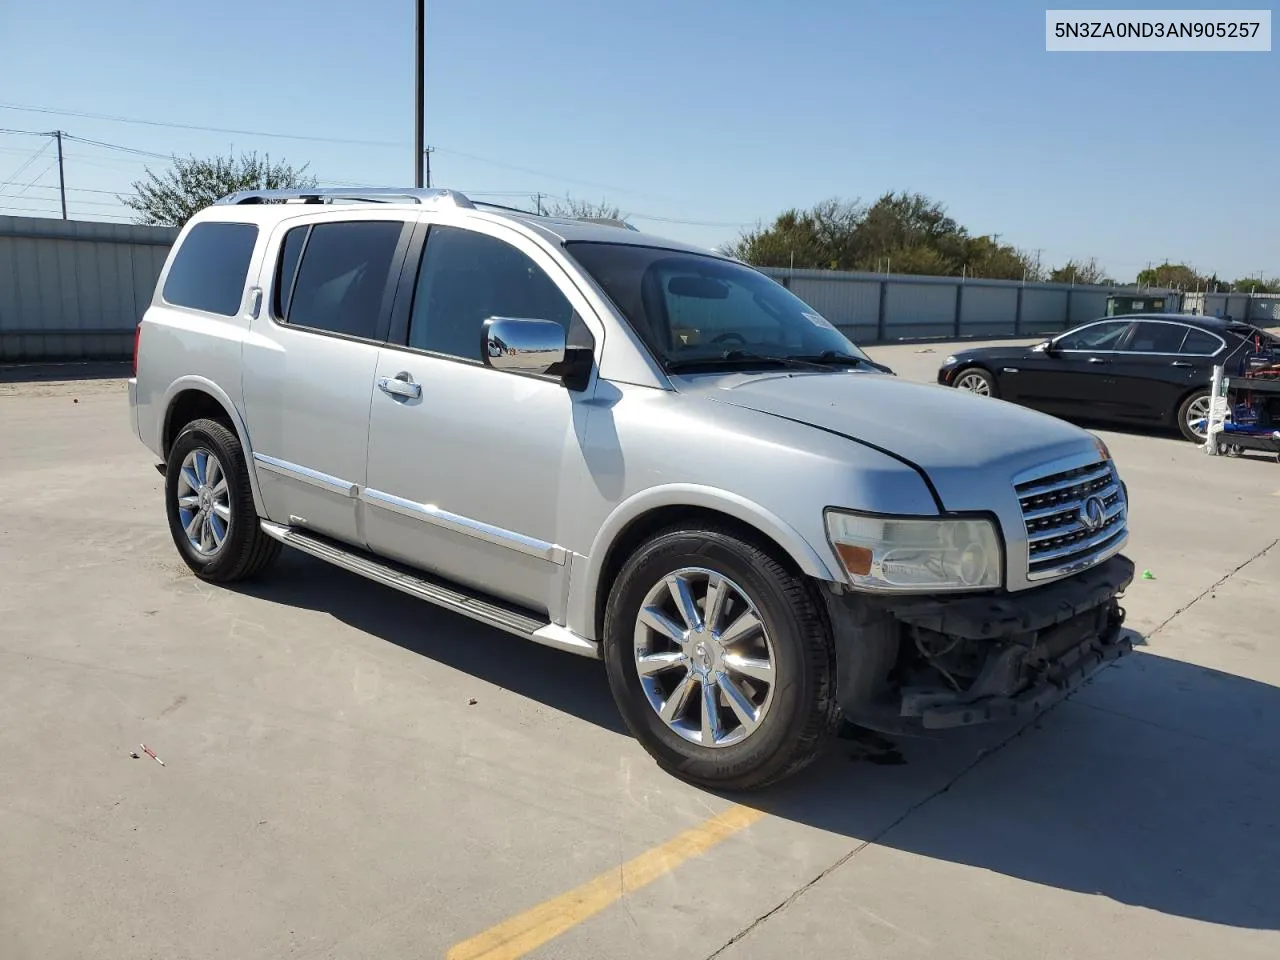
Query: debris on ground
915,347,935,353
467,697,478,706
72,398,78,404
129,751,140,759
140,744,165,766
1142,569,1156,580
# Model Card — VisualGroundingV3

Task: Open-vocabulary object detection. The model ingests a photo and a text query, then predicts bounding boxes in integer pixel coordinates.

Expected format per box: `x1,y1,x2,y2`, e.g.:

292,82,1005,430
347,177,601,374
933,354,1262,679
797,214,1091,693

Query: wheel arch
160,377,267,516
574,485,838,644
952,362,998,392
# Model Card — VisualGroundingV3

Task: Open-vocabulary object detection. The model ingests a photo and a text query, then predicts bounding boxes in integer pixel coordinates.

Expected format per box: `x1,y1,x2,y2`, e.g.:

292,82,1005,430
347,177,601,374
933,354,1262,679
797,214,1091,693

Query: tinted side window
1180,328,1222,356
273,226,308,318
408,226,580,361
162,222,258,316
1125,321,1189,353
1057,321,1131,351
283,221,404,339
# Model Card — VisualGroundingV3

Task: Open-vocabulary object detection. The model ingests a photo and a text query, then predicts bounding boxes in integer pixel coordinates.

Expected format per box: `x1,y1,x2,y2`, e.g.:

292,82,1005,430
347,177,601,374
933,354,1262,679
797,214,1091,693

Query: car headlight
825,511,1002,592
944,355,957,364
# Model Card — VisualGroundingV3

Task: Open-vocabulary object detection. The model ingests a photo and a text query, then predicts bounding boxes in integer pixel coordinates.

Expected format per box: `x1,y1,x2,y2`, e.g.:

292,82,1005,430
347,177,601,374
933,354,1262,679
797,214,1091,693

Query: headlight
825,511,1002,592
944,355,957,364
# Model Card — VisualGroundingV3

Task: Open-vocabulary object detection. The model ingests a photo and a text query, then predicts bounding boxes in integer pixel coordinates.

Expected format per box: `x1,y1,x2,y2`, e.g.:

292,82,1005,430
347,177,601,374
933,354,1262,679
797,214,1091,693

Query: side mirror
482,317,566,375
1034,340,1058,356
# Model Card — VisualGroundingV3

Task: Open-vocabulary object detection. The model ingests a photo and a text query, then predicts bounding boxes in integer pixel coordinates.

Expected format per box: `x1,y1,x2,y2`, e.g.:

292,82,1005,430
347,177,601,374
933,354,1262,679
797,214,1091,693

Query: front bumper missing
827,555,1135,731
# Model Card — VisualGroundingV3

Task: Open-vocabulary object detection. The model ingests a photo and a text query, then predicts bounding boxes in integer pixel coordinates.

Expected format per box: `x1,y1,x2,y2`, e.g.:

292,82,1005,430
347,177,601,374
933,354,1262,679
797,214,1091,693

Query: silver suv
129,187,1134,790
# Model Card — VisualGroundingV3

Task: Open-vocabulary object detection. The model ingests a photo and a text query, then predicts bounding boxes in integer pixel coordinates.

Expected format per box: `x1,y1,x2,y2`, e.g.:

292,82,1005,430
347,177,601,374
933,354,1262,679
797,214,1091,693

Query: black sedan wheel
954,367,998,398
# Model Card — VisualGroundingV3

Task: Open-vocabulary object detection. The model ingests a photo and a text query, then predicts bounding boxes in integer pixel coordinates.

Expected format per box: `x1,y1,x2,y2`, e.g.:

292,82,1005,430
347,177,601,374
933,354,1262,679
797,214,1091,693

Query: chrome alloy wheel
632,567,776,748
955,371,991,395
175,448,231,556
1185,395,1211,438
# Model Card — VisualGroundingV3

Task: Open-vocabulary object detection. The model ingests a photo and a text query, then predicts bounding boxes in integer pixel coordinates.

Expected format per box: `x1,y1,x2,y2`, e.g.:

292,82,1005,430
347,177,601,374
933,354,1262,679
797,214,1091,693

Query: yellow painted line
446,804,765,960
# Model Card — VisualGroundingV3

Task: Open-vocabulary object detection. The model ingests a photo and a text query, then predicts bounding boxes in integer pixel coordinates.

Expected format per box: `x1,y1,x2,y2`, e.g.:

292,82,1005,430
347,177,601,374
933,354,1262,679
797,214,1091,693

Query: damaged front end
823,555,1135,732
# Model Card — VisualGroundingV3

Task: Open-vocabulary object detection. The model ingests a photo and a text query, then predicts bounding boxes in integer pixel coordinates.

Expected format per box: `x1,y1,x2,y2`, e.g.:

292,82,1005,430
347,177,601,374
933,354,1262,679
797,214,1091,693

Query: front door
1015,319,1135,418
362,220,602,617
242,214,412,545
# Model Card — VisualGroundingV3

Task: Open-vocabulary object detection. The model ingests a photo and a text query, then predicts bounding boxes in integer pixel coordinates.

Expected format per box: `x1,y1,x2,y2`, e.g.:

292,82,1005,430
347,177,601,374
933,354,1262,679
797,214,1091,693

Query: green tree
1231,277,1275,293
725,192,1038,280
1048,258,1110,285
121,152,316,227
1135,262,1208,291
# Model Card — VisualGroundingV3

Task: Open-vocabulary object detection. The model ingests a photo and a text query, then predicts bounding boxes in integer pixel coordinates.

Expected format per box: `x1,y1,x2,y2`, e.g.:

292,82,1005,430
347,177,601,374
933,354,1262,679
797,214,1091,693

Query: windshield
564,242,870,370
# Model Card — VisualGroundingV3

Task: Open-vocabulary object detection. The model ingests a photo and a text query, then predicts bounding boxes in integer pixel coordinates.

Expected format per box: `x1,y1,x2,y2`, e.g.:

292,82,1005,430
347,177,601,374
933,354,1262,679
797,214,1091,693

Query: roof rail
214,187,476,208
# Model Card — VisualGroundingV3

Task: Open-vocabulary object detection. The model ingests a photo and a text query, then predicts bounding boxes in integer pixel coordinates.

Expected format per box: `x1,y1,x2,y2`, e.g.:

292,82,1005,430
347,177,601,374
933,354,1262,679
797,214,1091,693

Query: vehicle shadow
0,360,131,383
229,549,628,734
235,554,1280,931
749,648,1280,932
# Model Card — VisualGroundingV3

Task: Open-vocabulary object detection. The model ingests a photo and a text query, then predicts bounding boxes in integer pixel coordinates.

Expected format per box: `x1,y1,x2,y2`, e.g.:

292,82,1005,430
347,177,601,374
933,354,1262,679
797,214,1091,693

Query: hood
674,370,1099,511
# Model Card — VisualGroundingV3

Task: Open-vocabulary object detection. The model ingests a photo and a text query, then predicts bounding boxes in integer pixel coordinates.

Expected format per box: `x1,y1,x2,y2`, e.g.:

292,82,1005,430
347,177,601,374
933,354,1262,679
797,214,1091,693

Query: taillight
132,323,142,377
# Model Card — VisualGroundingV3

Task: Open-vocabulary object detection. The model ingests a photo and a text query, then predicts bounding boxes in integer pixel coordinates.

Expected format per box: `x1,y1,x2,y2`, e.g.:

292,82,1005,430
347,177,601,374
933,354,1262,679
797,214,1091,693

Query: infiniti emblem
1079,495,1106,532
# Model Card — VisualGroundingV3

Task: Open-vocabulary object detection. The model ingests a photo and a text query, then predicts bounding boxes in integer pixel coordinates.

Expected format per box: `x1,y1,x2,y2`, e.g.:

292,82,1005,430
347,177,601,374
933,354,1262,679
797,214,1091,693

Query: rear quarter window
162,221,259,316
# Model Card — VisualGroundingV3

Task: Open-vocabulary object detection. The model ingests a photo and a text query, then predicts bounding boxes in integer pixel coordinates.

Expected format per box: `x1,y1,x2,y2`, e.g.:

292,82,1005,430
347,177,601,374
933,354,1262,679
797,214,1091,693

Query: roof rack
214,187,476,208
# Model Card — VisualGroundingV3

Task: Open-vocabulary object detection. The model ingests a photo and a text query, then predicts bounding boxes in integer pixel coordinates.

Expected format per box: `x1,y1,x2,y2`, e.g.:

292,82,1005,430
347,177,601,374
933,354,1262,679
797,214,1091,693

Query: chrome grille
1016,459,1127,582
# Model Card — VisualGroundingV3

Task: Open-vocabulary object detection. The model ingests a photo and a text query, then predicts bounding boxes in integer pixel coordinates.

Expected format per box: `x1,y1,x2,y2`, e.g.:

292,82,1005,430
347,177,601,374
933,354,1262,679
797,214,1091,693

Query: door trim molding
361,487,567,565
252,453,359,498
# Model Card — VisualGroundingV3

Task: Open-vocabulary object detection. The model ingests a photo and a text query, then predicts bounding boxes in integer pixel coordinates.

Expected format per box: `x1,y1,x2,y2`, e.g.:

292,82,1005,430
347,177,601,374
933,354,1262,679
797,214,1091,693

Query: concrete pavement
0,347,1276,959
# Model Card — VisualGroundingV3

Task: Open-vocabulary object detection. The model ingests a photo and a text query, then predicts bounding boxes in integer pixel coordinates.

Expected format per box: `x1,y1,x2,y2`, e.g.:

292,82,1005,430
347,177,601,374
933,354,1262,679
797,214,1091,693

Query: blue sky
0,0,1274,280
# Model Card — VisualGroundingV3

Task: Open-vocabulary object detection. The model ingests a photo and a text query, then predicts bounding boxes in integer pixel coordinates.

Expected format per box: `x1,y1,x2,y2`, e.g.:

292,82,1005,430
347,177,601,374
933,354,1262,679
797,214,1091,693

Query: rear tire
602,525,837,791
953,367,998,398
1176,389,1212,443
165,418,280,583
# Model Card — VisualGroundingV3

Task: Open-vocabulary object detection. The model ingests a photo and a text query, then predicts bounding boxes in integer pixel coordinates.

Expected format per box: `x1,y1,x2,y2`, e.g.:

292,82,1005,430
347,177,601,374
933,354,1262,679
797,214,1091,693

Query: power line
0,140,51,193
9,158,57,199
0,101,404,148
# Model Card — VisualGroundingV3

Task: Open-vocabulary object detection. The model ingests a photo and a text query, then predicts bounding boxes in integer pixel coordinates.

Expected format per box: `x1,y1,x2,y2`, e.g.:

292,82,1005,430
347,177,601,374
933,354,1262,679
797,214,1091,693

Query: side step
259,521,599,659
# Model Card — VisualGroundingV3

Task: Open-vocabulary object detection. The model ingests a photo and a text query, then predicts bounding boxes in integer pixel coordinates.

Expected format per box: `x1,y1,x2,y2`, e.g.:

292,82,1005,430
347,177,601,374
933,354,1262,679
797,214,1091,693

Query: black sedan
936,313,1280,442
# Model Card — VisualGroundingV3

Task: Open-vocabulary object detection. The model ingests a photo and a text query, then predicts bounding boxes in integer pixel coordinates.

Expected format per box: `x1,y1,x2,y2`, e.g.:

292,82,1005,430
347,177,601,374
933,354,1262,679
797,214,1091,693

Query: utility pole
54,130,67,220
424,146,433,188
414,0,425,187
535,192,543,216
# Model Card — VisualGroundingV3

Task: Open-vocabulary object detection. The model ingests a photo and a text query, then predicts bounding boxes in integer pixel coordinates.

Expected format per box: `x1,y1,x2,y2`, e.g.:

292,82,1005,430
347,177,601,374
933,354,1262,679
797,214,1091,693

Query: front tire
165,418,280,582
1176,389,1212,443
953,367,997,398
602,525,837,791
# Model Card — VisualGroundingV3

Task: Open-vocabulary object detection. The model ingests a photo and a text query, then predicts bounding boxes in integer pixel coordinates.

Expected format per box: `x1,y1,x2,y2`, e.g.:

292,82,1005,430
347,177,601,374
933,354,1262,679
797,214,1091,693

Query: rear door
1016,319,1134,416
242,212,414,545
1107,320,1221,421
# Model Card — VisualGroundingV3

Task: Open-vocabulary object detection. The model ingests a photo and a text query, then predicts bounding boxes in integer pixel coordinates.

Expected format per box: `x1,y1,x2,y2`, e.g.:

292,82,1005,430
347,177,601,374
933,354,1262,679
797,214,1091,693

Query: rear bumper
827,554,1134,731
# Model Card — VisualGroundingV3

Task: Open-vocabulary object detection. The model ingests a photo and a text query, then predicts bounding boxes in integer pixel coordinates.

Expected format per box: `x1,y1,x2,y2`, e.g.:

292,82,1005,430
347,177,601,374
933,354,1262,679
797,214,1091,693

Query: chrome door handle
377,374,421,400
1087,357,1108,364
1171,360,1193,368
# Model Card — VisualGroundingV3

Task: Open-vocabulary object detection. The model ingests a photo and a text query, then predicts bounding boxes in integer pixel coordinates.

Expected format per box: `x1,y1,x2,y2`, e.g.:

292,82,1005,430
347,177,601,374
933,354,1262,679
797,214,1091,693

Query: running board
259,521,599,659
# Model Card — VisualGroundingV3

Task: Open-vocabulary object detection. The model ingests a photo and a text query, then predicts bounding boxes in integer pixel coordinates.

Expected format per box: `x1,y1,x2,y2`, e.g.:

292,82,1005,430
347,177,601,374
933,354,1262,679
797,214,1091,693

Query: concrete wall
0,216,177,362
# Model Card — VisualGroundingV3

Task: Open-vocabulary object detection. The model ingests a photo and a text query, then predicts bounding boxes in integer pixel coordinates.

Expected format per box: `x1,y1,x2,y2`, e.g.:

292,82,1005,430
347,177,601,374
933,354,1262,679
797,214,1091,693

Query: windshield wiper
786,350,895,374
665,349,830,373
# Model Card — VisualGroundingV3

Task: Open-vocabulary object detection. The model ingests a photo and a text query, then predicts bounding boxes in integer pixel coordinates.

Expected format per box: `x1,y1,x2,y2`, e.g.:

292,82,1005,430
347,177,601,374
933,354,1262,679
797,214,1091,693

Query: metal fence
0,212,1273,362
758,267,1182,344
0,215,177,362
1180,290,1280,324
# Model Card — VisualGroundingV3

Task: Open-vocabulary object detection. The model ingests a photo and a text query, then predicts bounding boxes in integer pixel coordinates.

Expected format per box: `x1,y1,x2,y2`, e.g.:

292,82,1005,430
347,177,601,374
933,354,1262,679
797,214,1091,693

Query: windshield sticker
802,312,837,331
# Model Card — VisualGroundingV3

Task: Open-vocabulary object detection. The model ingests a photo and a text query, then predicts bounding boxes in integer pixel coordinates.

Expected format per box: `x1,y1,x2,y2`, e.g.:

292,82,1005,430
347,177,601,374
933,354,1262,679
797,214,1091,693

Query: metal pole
414,0,425,187
54,130,67,220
